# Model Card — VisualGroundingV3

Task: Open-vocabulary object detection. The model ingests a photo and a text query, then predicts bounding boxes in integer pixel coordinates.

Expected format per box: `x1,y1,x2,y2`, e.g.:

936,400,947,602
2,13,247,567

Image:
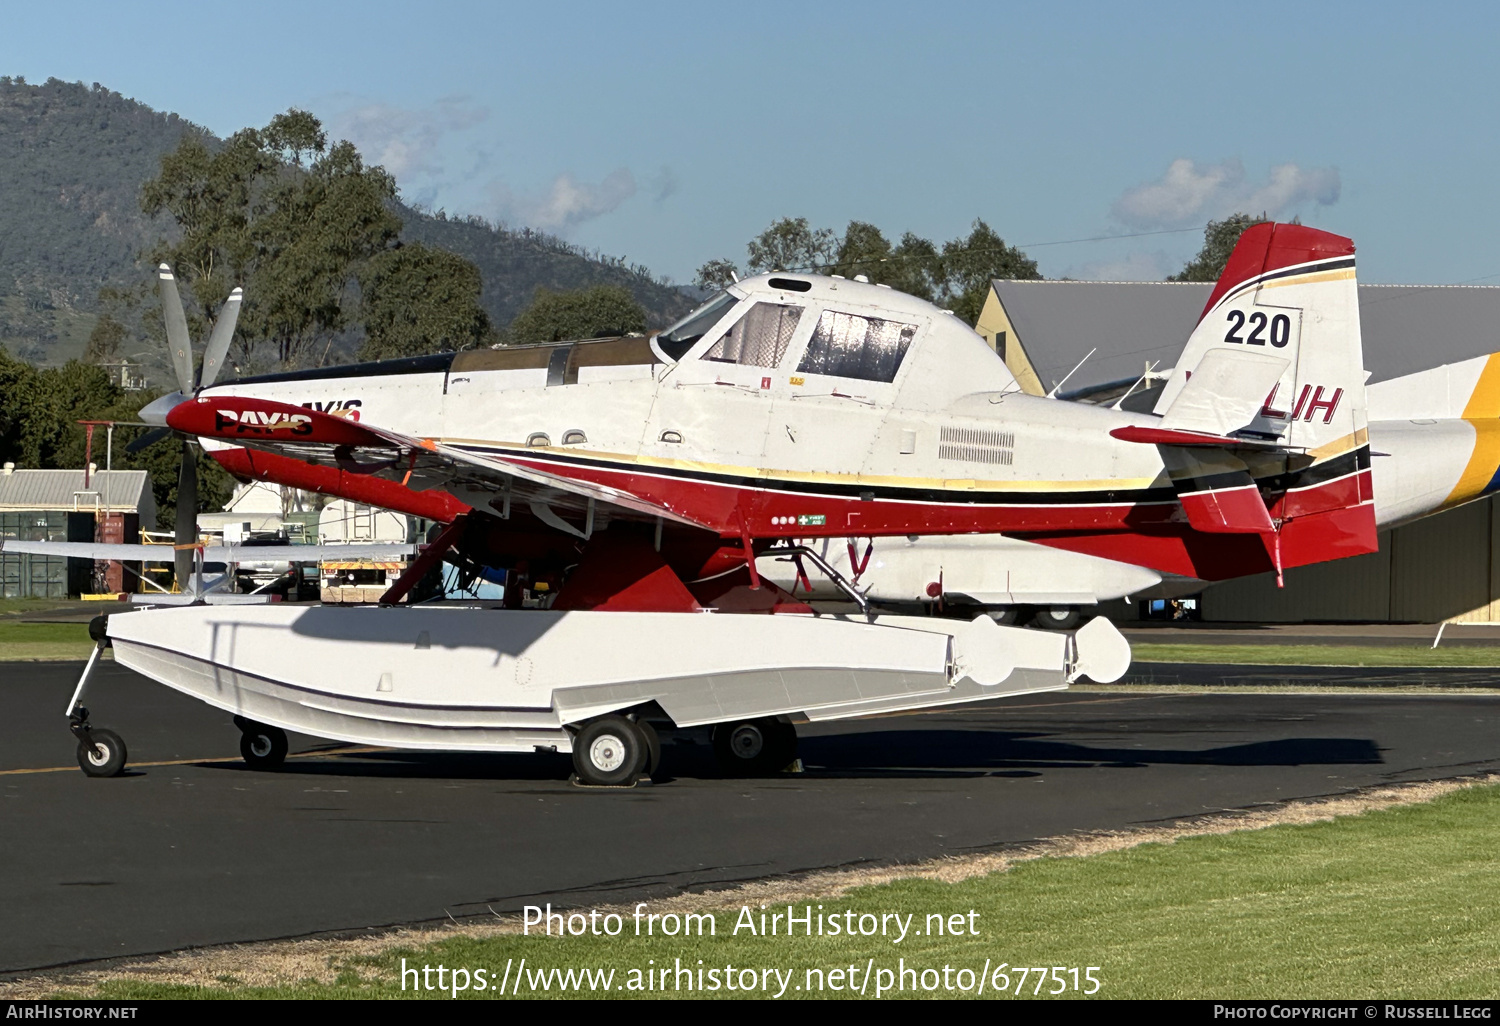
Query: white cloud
326,96,489,184
1111,158,1341,230
488,168,638,233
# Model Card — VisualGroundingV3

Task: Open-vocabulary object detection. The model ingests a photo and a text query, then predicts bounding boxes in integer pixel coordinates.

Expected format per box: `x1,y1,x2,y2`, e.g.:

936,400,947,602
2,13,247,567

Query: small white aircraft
10,223,1426,785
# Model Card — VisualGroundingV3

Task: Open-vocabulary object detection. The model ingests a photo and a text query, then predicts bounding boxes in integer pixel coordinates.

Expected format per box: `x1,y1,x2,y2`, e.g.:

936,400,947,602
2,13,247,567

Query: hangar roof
0,468,155,522
990,280,1500,394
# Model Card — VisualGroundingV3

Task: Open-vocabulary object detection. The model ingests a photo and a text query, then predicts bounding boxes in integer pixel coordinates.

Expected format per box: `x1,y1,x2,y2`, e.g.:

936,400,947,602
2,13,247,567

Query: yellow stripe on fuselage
1444,353,1500,505
441,437,1162,495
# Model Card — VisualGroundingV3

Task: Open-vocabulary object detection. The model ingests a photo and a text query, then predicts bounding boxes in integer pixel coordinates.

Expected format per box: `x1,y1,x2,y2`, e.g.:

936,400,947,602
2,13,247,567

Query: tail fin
1154,222,1367,454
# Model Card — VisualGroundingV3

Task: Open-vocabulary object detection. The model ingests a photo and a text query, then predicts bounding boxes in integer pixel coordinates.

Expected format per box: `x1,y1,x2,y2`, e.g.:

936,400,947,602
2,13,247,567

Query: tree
939,219,1039,324
141,109,402,370
358,243,492,360
697,215,1040,326
746,217,836,273
832,221,941,301
83,313,126,364
506,285,647,343
1169,213,1268,282
139,128,274,320
693,257,739,291
0,351,230,528
243,138,401,366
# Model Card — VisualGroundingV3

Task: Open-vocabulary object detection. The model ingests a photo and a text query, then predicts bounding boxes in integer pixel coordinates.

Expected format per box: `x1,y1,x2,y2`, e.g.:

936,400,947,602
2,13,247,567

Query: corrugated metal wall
0,511,93,598
1202,497,1498,623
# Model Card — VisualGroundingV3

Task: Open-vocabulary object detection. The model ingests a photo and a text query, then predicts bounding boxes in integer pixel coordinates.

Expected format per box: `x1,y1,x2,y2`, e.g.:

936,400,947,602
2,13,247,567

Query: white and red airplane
10,223,1436,785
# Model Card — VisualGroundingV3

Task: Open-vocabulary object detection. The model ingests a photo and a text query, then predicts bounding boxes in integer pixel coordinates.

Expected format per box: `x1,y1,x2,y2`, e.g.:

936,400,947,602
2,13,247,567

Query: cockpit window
654,291,739,360
704,302,803,368
797,309,917,382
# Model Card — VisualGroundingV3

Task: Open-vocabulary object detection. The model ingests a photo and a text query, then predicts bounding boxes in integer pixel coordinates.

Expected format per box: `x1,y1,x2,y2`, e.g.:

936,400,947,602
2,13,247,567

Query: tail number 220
1225,310,1292,348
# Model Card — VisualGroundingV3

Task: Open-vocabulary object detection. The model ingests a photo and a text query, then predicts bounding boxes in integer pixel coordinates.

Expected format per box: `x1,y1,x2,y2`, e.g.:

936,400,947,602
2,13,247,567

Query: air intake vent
939,425,1014,465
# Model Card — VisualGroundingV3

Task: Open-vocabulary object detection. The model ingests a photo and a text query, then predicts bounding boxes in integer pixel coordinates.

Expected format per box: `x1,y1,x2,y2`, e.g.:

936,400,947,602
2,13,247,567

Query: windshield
654,291,740,360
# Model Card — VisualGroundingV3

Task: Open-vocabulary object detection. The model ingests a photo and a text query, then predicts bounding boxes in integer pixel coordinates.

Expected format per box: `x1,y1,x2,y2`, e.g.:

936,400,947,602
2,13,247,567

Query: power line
1018,226,1205,248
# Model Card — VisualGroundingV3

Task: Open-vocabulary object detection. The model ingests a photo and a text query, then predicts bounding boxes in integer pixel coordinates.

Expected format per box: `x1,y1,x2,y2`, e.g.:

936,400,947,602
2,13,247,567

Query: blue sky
4,1,1498,286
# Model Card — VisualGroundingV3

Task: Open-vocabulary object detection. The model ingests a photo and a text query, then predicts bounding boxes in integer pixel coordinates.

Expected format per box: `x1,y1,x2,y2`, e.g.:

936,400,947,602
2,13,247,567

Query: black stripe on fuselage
1258,446,1370,492
219,352,457,387
1168,469,1255,495
458,443,1179,507
457,442,1371,511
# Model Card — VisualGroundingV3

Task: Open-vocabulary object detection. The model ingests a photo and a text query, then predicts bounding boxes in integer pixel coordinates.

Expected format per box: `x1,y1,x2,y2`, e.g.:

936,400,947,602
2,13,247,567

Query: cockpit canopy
653,281,922,384
654,291,738,360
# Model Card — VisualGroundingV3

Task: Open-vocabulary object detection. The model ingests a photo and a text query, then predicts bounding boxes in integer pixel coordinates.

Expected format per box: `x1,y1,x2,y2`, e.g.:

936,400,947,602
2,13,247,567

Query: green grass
0,620,98,660
0,596,81,618
1133,643,1500,667
67,783,1500,999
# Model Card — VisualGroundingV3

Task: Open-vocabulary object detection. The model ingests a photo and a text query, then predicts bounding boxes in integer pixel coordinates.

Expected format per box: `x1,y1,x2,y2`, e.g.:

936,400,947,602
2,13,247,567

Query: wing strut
380,514,471,606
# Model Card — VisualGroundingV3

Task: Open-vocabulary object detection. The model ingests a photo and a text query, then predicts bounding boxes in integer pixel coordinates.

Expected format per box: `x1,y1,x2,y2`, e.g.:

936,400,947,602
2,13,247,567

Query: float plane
8,224,1420,784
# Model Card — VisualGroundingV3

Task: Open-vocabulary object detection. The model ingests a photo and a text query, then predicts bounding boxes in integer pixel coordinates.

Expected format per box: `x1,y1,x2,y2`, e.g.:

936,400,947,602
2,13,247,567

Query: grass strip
0,621,99,661
1133,642,1500,667
28,777,1500,1000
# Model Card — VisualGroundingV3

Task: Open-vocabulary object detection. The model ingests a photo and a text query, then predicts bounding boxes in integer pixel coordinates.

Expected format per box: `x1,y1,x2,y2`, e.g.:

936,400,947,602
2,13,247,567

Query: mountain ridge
0,76,692,369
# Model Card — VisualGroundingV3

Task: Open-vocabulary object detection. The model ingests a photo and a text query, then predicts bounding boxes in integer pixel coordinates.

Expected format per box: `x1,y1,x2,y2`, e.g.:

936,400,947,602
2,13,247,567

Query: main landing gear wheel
635,718,663,779
572,715,646,787
76,728,127,778
713,718,798,776
1033,606,1083,630
986,605,1026,626
234,717,288,770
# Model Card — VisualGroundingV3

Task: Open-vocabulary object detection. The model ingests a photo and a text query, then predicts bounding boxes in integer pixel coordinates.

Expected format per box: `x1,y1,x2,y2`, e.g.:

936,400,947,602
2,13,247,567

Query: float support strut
380,513,470,606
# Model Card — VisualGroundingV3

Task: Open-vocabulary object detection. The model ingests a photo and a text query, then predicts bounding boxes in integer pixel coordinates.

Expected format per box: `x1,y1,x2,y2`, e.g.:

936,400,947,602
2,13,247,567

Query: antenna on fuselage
1046,347,1097,399
1110,360,1160,410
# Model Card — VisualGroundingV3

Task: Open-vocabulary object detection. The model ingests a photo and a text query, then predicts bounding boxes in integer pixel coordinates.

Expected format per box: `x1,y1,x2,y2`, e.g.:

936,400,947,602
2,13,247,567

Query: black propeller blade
175,441,198,590
125,426,173,454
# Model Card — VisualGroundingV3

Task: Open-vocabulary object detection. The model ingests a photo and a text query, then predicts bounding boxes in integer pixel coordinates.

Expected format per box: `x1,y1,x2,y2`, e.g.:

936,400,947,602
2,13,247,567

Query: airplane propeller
133,265,245,588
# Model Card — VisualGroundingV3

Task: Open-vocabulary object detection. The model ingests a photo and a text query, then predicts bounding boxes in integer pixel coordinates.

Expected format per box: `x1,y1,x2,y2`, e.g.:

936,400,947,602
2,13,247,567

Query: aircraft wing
0,540,418,562
165,395,711,532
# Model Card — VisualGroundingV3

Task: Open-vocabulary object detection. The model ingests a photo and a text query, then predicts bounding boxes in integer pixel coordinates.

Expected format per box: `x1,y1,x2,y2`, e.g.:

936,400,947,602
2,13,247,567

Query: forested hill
0,77,691,366
397,210,691,330
0,78,196,361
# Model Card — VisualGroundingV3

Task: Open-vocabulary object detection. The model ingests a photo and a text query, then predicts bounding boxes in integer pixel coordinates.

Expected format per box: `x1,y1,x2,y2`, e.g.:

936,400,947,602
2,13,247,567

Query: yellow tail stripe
1465,353,1500,418
1445,354,1500,505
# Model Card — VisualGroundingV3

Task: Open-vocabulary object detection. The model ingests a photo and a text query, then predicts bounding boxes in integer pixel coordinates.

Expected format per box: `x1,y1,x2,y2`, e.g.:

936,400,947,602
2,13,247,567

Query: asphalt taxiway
3,659,1499,973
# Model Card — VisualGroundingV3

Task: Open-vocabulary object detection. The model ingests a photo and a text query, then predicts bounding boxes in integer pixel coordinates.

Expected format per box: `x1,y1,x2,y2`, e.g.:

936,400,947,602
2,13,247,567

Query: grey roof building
977,281,1500,398
0,466,156,523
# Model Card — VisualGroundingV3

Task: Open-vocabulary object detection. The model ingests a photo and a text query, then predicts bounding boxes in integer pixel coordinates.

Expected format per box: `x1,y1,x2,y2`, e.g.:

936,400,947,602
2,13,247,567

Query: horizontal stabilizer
1159,348,1289,436
1110,425,1284,450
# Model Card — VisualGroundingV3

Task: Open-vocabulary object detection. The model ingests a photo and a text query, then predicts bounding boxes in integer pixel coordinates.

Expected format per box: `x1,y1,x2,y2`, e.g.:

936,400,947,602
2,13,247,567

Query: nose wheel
234,716,288,770
712,718,798,775
71,708,127,778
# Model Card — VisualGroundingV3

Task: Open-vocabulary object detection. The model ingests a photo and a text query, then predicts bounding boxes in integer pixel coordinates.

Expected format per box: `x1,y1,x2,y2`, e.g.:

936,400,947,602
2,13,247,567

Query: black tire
636,719,663,778
239,723,289,770
986,605,1027,627
713,718,798,776
572,716,644,786
77,729,127,777
1033,606,1083,630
